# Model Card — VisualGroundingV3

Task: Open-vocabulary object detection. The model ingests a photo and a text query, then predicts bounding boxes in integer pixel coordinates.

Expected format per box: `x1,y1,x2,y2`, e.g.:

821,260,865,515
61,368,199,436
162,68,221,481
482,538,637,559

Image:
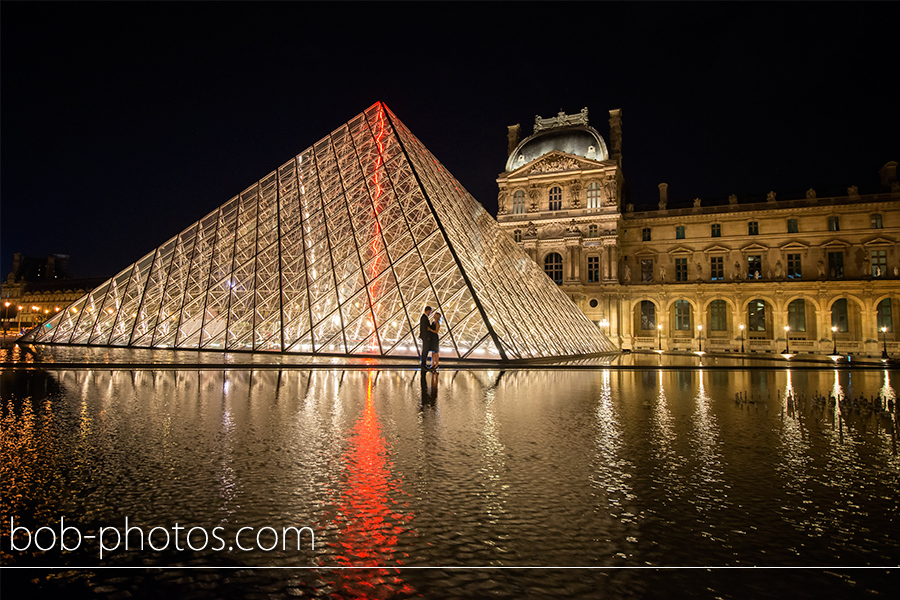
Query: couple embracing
418,305,442,371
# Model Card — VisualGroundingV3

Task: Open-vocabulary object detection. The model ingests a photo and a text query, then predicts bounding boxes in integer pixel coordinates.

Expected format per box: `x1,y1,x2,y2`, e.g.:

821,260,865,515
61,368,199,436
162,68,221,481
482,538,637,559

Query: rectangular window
588,256,600,283
787,253,801,279
675,225,685,239
748,255,762,279
641,301,656,330
871,214,883,229
787,219,798,233
828,216,840,231
871,250,887,277
711,223,721,237
642,228,651,241
675,258,688,282
788,300,806,332
748,221,759,235
675,300,691,330
710,256,724,281
710,300,727,331
641,259,654,282
828,252,844,278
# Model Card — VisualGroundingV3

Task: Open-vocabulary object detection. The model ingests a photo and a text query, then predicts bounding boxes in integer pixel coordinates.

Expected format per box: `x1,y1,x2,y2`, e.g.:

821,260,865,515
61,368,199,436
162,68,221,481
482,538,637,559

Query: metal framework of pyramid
21,103,614,360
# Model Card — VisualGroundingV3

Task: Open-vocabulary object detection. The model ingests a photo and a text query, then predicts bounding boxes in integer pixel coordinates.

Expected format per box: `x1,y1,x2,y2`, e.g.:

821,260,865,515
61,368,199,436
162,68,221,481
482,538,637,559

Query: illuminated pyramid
21,103,614,359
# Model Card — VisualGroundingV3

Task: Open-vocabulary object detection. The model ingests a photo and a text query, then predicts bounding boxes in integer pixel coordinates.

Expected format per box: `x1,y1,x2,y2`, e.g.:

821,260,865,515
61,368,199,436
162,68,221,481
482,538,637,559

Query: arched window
513,190,526,214
748,299,766,331
586,182,602,209
788,299,806,332
549,186,562,211
831,299,848,332
877,298,893,332
588,224,598,237
709,300,727,331
513,229,522,243
544,252,563,285
640,301,656,330
674,300,691,330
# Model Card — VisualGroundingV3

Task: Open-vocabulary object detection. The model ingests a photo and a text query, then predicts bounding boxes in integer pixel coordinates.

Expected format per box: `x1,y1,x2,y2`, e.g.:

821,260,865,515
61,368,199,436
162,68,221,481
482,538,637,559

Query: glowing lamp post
739,323,745,353
697,324,703,352
783,325,791,354
881,326,889,359
3,301,9,336
831,325,838,355
657,323,662,351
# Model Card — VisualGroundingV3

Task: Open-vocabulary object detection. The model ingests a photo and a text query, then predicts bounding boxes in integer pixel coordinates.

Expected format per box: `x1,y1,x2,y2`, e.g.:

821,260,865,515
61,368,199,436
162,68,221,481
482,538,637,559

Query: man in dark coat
419,306,432,369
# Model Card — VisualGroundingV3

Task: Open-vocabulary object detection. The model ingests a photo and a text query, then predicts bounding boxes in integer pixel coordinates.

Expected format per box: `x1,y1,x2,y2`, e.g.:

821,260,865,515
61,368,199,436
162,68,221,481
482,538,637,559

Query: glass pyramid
21,103,615,360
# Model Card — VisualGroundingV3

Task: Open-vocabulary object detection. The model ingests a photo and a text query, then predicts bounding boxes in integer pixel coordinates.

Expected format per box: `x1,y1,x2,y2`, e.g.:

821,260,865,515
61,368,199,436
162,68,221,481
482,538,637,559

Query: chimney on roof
658,183,668,210
608,109,623,166
879,161,898,186
507,124,521,157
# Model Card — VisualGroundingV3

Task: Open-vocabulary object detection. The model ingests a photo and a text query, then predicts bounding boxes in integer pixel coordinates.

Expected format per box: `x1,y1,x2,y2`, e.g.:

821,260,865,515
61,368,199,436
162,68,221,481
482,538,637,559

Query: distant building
496,108,899,356
2,254,105,334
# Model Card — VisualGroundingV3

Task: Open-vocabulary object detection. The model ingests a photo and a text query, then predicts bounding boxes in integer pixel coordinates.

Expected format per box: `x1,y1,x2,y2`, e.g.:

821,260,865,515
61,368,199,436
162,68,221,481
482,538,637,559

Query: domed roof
505,125,609,172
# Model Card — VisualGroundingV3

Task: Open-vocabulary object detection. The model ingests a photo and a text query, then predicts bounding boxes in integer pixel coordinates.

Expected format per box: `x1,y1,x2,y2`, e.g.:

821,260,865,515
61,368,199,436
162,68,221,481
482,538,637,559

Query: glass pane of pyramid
20,102,614,358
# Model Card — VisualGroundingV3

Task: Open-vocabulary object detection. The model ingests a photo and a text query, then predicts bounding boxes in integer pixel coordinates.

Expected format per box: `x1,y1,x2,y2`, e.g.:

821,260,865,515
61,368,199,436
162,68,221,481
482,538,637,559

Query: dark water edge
1,567,896,599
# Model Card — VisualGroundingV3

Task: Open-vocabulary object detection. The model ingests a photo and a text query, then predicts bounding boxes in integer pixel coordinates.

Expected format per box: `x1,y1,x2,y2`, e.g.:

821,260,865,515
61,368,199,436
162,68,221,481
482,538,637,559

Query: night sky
2,3,897,280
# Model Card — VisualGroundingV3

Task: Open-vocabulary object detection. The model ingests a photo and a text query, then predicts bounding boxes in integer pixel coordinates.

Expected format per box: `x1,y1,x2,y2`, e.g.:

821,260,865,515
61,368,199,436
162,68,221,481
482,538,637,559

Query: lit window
710,300,727,331
710,256,724,281
871,214,883,229
748,221,759,235
641,259,654,282
674,300,691,330
828,252,844,278
877,298,893,332
711,224,721,237
747,255,762,279
513,190,526,214
513,229,521,243
642,228,651,241
675,258,688,282
788,299,806,332
549,186,562,211
871,250,887,277
787,219,798,233
586,182,602,209
748,299,766,332
831,299,848,332
676,225,685,239
588,256,600,283
828,216,840,231
787,253,801,279
640,301,656,330
544,252,563,285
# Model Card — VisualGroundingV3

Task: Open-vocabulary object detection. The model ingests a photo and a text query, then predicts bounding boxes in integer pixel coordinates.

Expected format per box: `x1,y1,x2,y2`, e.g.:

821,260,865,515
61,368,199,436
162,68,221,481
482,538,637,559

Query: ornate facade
497,108,900,357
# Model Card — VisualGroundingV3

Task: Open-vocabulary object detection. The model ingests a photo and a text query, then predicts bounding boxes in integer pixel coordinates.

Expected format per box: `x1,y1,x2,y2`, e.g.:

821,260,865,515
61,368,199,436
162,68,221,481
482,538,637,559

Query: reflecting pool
1,365,897,598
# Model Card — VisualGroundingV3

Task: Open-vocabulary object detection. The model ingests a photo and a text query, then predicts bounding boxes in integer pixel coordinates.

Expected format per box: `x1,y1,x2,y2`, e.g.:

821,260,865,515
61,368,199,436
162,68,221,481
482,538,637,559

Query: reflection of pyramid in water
22,103,614,359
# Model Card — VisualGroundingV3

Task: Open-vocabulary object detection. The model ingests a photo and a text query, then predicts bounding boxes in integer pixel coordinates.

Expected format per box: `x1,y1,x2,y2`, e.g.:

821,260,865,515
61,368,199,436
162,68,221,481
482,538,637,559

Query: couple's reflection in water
420,368,439,407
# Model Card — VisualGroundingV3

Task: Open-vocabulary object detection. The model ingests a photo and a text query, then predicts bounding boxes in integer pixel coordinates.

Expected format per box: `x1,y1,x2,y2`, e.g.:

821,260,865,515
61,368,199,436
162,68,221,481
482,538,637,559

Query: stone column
610,246,618,279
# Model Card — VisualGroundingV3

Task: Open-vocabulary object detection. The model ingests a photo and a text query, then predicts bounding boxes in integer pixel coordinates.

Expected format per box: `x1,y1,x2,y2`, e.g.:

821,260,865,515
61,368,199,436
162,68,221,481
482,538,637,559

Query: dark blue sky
2,3,897,279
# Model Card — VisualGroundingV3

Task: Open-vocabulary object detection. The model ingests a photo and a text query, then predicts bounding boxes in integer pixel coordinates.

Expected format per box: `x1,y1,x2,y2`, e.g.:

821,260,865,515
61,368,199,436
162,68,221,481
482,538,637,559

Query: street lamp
739,323,745,353
831,325,838,355
657,323,662,350
783,325,791,354
697,324,703,352
881,326,889,359
3,301,9,336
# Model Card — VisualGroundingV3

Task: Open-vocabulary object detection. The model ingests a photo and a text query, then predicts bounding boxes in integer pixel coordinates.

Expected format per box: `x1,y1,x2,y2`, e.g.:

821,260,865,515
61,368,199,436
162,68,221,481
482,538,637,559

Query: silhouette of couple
418,305,442,371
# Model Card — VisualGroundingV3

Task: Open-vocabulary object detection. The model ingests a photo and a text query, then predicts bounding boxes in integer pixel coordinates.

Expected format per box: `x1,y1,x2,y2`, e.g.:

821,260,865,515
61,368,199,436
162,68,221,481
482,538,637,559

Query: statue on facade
767,191,777,203
732,261,742,280
696,262,703,280
728,194,738,205
659,265,666,282
623,263,631,283
626,203,634,213
693,198,702,208
847,185,859,198
658,197,667,211
774,260,784,279
525,221,538,237
497,191,508,215
567,219,581,234
818,257,826,278
862,254,871,277
806,188,817,200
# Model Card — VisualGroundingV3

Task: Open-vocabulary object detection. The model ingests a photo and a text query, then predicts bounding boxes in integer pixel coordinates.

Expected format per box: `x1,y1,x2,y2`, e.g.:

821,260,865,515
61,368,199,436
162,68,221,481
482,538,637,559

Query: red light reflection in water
328,372,415,598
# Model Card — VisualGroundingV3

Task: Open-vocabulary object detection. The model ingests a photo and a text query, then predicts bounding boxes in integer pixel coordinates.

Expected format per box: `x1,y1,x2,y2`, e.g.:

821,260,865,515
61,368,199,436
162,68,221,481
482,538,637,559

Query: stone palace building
496,108,899,356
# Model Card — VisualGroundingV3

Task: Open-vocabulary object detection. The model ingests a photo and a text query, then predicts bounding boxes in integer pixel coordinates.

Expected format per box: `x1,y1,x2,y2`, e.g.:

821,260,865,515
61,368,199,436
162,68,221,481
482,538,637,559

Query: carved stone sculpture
728,194,738,205
767,191,777,203
774,260,784,279
847,185,859,198
659,265,666,282
818,257,826,277
806,188,817,200
525,221,537,237
623,263,631,283
693,198,702,208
